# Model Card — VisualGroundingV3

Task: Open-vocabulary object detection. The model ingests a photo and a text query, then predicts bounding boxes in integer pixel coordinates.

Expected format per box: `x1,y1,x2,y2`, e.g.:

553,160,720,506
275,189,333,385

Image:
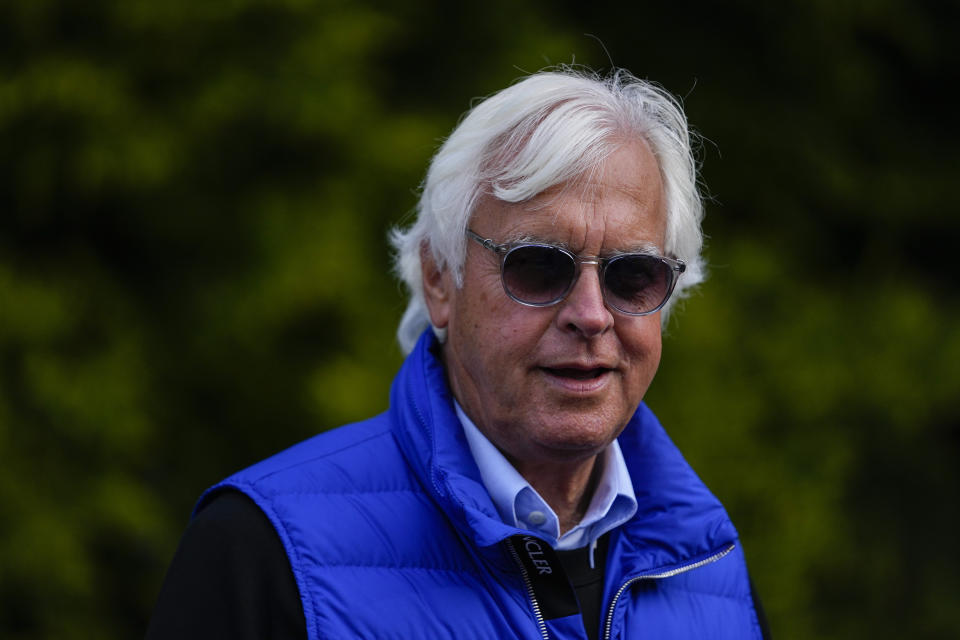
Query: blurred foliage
0,0,957,638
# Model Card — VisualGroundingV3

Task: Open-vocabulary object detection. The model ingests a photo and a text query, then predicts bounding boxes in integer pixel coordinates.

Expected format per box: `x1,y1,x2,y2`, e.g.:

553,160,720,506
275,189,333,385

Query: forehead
473,139,667,253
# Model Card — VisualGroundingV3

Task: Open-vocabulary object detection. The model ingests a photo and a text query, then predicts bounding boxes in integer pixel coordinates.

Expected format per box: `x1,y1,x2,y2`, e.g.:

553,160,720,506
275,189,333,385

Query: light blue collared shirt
456,403,637,557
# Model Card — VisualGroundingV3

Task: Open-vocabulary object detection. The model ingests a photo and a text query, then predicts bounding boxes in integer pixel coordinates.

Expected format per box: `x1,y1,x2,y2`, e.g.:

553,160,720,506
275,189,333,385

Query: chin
532,420,621,459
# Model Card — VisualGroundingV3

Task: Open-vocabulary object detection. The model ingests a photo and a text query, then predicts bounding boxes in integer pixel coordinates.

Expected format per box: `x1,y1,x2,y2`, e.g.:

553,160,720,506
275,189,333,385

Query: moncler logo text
523,536,552,575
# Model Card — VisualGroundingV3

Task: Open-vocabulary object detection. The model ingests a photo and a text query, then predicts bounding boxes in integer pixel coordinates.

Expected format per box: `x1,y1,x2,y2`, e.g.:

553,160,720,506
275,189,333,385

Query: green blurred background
2,0,958,638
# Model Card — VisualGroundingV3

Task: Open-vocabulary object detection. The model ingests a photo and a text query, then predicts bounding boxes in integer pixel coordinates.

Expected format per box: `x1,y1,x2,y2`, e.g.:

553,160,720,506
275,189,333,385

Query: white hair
390,67,705,354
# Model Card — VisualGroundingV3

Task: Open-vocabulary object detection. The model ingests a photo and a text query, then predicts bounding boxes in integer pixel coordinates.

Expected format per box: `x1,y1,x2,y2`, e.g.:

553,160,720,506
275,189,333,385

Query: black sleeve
145,491,307,640
749,573,773,640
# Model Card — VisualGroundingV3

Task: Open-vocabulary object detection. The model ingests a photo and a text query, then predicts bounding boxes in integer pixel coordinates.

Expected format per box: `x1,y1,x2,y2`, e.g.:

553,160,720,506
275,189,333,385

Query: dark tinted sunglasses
466,229,685,316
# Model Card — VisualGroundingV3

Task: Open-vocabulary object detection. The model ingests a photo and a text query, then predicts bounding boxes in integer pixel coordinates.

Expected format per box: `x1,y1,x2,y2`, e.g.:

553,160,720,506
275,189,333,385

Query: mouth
538,364,615,393
541,367,610,381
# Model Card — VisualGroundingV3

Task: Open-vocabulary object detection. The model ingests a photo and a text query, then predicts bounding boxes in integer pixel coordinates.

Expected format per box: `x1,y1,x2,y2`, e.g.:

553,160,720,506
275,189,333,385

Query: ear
420,242,452,330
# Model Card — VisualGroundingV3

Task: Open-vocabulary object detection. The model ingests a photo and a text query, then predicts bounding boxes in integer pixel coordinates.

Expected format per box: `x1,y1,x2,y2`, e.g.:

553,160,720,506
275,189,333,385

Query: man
148,68,770,639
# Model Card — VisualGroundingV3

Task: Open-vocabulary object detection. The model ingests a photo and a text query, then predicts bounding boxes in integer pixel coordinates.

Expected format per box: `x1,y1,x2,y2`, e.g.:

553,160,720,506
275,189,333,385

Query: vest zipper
507,538,550,640
601,543,736,640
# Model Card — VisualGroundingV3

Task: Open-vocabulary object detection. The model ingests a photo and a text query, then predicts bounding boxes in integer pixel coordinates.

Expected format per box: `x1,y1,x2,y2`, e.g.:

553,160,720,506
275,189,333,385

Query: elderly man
148,68,770,639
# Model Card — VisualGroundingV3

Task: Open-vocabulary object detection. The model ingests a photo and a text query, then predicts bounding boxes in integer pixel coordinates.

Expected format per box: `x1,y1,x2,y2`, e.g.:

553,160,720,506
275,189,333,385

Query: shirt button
527,511,547,526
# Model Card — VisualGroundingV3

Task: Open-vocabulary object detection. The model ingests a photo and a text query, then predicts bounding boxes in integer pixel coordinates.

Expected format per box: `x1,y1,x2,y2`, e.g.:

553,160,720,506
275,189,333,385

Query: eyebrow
499,233,663,257
606,244,663,257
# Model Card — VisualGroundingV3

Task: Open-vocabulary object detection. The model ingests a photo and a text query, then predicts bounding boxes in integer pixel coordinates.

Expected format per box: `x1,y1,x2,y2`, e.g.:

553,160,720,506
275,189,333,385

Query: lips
538,364,614,394
543,367,609,380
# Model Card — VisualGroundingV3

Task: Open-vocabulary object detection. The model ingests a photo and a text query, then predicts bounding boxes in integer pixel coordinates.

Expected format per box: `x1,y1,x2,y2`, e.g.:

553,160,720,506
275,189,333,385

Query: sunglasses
466,229,685,316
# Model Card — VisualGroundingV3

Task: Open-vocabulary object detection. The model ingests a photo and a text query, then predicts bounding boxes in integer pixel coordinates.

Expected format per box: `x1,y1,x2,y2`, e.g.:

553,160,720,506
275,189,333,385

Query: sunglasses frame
465,229,685,316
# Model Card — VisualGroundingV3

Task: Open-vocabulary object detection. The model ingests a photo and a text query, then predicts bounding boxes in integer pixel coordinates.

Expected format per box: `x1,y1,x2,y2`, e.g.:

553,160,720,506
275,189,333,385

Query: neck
514,454,604,535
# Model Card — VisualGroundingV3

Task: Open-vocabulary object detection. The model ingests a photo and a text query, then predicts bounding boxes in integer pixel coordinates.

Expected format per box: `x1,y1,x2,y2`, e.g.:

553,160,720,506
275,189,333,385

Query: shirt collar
456,402,637,550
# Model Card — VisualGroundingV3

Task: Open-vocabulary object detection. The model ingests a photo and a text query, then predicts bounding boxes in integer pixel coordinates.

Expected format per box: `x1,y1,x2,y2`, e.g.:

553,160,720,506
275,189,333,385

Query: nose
555,263,614,338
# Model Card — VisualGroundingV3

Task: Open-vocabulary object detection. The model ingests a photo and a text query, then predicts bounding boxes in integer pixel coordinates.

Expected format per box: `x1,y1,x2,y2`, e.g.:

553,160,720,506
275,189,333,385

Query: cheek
451,290,510,370
463,281,535,343
622,320,663,380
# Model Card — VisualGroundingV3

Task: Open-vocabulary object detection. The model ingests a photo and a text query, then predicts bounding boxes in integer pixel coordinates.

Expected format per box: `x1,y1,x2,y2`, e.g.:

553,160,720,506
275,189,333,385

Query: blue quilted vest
199,331,764,639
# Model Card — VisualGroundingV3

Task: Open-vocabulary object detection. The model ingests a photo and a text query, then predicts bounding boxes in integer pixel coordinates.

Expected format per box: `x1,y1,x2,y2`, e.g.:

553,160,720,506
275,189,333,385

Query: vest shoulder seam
312,563,482,574
263,487,425,497
246,425,397,484
655,581,754,602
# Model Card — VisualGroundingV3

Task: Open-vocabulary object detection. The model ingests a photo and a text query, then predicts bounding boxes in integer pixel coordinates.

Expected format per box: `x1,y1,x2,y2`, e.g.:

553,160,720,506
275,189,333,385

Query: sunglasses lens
603,255,673,314
502,245,575,305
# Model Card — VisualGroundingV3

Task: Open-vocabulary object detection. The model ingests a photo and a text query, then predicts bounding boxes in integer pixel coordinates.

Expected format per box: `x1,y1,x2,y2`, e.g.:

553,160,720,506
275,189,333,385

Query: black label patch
508,535,580,621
